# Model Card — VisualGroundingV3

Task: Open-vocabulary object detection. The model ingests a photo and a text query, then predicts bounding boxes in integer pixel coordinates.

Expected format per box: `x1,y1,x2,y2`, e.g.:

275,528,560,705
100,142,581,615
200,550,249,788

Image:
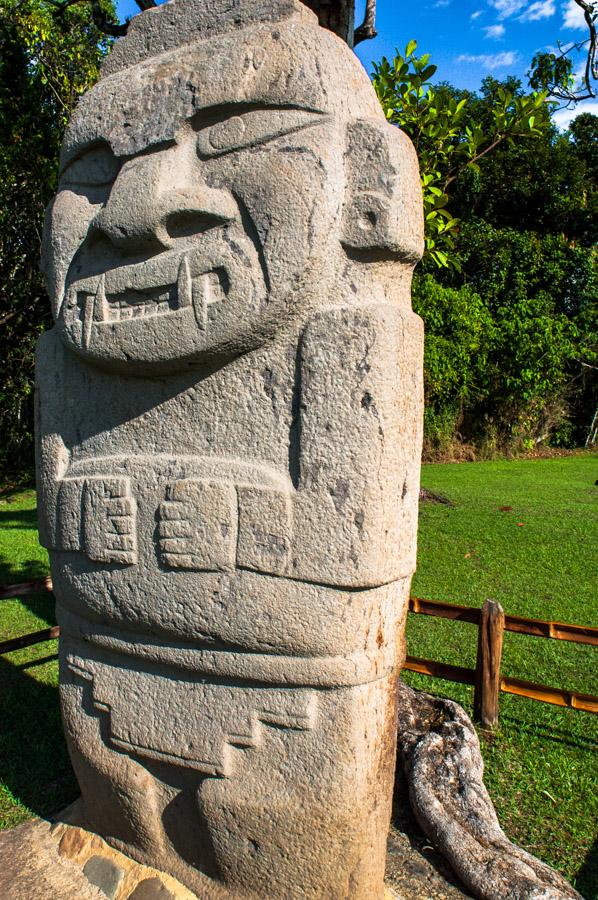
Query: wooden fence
1,578,597,727
405,596,598,725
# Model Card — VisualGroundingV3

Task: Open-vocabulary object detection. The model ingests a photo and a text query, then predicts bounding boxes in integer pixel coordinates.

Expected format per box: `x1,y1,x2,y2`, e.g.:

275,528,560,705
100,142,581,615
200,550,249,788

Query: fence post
474,599,505,728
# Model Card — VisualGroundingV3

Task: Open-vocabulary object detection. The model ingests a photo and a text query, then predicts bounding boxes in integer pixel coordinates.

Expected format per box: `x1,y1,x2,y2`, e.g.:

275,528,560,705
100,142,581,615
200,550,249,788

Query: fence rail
409,596,598,646
0,625,61,655
1,578,597,726
0,575,53,601
405,596,598,725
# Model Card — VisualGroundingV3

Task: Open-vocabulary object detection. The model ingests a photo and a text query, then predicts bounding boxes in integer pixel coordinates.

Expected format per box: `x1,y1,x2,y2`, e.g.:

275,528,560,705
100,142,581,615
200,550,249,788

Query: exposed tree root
396,683,583,900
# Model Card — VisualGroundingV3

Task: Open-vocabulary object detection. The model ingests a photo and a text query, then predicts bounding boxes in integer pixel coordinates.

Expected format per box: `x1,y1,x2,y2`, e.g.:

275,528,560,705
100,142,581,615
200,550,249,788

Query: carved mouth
80,284,177,323
73,256,230,348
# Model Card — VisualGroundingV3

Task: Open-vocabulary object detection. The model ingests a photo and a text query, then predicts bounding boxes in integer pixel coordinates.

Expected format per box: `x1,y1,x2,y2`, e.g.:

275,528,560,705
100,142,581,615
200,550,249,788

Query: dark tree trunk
301,0,355,44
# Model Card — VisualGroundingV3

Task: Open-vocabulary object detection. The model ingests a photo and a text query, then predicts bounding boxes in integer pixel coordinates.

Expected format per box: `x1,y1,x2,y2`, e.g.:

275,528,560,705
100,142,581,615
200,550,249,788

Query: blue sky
115,0,598,126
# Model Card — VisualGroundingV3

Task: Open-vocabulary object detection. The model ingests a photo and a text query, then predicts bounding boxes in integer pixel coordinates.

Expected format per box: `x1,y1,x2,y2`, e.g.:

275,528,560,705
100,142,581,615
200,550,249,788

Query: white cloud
471,9,484,18
484,23,506,37
562,0,587,29
552,99,598,129
520,0,556,20
456,50,518,68
434,0,451,7
489,0,556,20
488,0,526,18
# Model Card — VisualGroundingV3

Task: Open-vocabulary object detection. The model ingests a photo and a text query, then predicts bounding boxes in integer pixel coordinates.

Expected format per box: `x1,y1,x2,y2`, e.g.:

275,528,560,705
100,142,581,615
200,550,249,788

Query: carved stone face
42,19,421,374
42,26,360,373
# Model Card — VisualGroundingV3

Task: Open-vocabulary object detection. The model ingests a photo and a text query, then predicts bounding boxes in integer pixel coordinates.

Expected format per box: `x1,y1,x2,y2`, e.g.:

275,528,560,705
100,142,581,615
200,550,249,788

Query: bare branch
88,0,128,37
47,0,130,37
551,0,597,104
354,0,377,45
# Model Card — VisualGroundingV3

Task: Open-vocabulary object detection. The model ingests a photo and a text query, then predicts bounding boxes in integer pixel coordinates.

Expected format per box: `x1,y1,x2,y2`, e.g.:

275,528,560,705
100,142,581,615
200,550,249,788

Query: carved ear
341,118,424,262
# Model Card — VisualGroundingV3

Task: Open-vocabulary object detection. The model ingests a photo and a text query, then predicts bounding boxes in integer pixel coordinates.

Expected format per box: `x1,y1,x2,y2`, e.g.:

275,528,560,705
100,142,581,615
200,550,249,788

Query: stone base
0,814,471,900
0,816,196,900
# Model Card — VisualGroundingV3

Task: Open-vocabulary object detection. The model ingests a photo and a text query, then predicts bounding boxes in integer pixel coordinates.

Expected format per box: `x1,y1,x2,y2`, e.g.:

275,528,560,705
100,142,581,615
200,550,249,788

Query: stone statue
36,1,424,896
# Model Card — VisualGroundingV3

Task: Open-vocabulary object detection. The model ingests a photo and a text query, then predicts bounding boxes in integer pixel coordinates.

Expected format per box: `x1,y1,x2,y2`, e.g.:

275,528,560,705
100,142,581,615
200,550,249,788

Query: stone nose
94,145,237,253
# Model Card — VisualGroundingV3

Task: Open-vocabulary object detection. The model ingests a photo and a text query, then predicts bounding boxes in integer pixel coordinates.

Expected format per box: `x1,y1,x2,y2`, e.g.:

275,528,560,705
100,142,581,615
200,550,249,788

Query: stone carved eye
196,108,326,158
60,144,120,189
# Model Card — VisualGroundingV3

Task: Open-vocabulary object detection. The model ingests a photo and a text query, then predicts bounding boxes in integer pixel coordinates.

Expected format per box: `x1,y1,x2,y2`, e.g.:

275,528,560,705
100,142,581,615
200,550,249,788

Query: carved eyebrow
189,102,327,130
195,106,330,159
60,103,329,171
59,137,178,178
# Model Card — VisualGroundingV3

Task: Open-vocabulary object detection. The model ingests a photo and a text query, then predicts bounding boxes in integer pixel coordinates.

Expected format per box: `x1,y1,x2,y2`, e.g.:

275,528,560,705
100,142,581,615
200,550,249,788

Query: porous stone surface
36,0,424,897
0,819,104,900
83,854,125,898
127,877,177,900
396,685,583,900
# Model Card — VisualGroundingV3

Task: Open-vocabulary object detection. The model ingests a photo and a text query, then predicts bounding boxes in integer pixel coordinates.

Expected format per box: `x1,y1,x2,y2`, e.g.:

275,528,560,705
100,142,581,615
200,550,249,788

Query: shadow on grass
575,837,598,899
0,547,47,581
0,482,35,502
0,496,47,591
0,587,56,631
15,654,59,671
0,654,77,824
0,507,38,531
0,539,54,631
498,712,598,754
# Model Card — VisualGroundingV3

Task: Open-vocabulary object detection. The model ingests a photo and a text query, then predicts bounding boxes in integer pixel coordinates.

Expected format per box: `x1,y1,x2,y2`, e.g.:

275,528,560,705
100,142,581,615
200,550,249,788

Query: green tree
449,103,598,248
411,275,494,455
461,225,594,441
371,45,596,453
372,43,547,267
412,226,596,455
0,0,114,479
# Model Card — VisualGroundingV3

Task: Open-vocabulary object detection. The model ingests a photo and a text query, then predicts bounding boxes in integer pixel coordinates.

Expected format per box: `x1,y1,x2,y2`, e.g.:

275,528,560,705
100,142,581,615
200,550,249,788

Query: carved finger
158,500,192,521
158,519,192,539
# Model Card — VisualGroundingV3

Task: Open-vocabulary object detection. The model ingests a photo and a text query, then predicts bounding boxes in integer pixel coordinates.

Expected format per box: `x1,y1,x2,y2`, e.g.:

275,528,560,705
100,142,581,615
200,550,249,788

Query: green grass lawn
408,453,598,898
0,488,75,830
0,456,597,896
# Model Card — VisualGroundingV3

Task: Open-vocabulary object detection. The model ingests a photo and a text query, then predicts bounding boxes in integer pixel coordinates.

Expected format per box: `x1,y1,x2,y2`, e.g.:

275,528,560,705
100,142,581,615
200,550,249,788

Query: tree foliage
372,43,547,267
444,225,594,448
0,0,112,478
372,46,597,455
452,119,597,248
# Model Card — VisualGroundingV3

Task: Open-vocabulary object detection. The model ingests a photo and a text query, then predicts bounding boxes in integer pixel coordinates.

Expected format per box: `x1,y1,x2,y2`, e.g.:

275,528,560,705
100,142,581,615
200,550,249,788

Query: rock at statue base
0,813,470,900
36,1,424,896
0,816,197,900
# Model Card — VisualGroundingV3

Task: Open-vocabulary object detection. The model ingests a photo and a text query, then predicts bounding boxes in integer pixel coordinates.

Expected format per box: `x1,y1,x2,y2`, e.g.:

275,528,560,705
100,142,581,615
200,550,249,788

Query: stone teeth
103,287,177,322
81,294,94,349
177,256,192,309
93,275,108,323
192,274,209,330
190,271,227,330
